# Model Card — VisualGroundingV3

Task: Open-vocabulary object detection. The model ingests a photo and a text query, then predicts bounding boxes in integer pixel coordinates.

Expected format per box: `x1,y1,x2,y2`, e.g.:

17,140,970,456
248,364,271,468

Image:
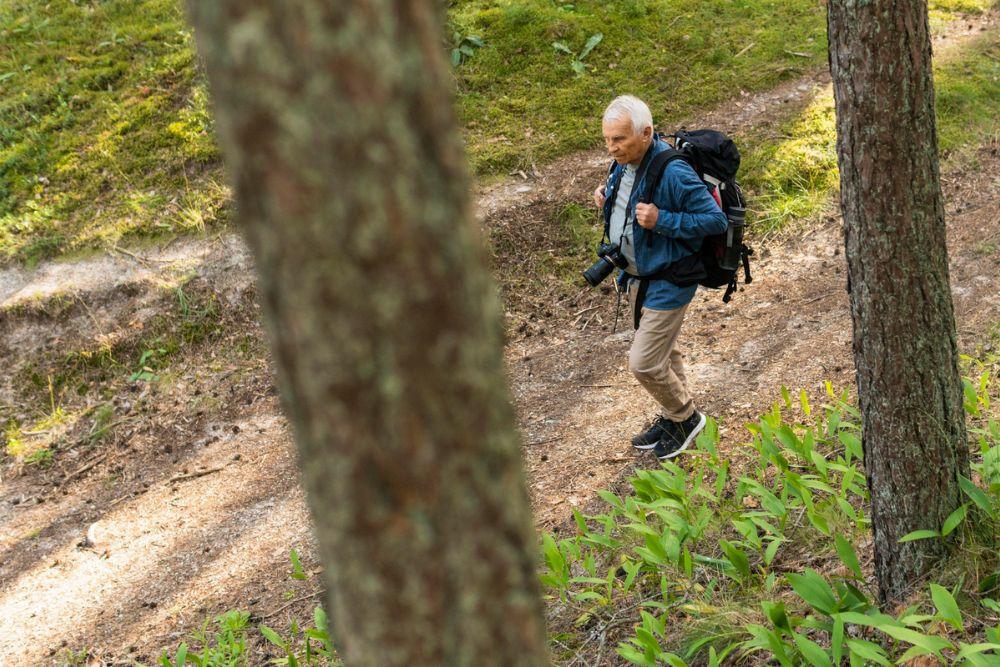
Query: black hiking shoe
653,410,706,461
632,416,670,451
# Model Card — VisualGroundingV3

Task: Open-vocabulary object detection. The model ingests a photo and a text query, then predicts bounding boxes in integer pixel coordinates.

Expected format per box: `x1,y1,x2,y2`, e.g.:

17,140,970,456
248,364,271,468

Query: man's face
603,116,652,166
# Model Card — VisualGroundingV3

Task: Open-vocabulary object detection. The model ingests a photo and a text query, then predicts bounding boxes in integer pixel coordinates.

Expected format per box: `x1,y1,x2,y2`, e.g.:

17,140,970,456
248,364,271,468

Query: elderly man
594,95,727,460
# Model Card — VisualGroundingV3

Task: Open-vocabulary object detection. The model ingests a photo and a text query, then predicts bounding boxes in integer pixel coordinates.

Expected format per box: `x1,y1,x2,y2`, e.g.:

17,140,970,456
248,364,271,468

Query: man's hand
635,202,659,229
593,185,606,207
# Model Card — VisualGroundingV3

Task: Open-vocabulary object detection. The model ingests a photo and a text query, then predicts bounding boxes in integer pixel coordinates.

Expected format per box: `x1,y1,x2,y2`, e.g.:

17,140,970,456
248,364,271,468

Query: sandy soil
0,14,997,665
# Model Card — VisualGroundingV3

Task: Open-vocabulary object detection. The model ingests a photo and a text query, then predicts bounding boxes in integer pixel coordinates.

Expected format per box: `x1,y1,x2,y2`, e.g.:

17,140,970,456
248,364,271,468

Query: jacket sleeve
651,161,728,240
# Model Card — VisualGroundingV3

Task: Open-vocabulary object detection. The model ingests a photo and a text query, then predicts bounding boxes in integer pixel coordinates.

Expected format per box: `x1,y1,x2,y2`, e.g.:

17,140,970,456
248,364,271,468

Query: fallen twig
167,466,226,484
108,493,137,508
261,590,323,620
734,41,756,58
802,291,837,305
526,436,563,447
580,312,600,331
784,49,812,58
60,453,108,490
110,245,176,265
11,496,39,509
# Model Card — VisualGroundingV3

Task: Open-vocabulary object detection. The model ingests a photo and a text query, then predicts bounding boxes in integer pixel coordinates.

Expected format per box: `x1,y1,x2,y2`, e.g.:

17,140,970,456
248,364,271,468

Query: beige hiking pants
627,282,695,422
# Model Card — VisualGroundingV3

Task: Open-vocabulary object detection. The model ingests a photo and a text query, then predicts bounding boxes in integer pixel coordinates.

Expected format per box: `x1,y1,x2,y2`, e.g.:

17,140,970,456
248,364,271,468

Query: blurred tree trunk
186,1,549,664
827,0,970,604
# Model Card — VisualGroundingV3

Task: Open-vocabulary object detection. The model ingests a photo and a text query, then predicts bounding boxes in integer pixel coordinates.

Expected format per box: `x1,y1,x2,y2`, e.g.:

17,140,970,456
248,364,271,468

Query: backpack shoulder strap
601,160,619,242
639,149,689,204
640,148,697,254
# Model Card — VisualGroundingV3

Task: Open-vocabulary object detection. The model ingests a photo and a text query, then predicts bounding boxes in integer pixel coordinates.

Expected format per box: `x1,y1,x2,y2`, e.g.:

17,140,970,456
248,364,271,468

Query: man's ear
642,126,653,142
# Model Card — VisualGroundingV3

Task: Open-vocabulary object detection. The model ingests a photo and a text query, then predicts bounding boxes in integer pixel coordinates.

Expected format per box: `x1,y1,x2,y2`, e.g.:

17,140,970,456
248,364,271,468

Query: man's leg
668,345,688,406
626,283,704,459
628,302,694,422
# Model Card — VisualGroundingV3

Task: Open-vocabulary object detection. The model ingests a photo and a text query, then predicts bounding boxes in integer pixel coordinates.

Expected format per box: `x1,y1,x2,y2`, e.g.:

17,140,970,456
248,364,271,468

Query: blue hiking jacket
602,135,728,310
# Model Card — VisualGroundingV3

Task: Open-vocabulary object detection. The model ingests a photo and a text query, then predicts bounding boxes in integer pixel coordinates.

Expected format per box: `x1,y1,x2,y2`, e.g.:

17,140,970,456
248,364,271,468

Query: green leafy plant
537,373,999,666
260,606,340,666
159,610,249,666
450,32,483,67
24,447,54,467
552,33,603,76
161,551,340,665
129,348,166,382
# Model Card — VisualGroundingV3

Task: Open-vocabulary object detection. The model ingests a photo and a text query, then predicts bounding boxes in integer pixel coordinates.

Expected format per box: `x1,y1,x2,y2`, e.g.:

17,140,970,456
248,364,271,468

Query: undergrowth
1,279,232,465
157,360,998,666
541,368,999,666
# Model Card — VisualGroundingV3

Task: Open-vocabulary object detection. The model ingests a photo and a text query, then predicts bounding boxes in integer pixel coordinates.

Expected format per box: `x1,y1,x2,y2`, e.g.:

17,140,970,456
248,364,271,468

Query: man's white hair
602,95,653,135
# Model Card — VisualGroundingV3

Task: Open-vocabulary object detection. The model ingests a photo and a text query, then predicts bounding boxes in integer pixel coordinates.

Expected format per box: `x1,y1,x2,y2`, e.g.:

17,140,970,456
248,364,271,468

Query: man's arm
645,161,727,239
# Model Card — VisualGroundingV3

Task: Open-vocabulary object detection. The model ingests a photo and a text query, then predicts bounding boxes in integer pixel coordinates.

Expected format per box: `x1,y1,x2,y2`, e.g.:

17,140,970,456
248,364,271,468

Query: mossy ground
737,26,1000,238
0,0,995,264
450,0,830,173
0,0,224,264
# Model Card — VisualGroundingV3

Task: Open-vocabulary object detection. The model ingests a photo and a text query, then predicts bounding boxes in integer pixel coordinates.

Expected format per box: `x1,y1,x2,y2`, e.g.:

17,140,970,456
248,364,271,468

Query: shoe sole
632,423,667,451
632,438,659,451
656,412,706,460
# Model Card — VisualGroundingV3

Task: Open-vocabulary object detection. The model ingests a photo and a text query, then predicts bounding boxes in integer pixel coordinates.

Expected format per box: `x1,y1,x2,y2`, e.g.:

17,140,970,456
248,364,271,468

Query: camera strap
633,278,649,331
612,285,623,334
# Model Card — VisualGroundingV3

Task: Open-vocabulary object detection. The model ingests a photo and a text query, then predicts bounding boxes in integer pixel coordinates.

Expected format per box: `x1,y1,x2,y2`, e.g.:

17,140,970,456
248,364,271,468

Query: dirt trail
1,15,997,664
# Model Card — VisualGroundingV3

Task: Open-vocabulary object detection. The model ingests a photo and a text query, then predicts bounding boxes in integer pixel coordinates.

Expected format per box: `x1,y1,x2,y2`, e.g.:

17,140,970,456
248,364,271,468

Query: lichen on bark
186,0,550,664
827,0,970,604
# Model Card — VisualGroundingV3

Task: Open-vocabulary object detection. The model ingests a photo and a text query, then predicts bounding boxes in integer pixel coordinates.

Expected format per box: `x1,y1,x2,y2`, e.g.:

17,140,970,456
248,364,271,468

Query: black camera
582,242,628,287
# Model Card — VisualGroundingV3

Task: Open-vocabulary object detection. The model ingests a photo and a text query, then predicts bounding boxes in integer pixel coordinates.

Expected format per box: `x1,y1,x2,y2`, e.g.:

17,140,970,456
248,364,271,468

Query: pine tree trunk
186,1,550,664
827,0,970,604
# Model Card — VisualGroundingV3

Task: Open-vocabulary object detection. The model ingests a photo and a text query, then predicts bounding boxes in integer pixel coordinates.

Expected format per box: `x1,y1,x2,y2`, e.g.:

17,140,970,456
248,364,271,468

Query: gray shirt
608,163,639,274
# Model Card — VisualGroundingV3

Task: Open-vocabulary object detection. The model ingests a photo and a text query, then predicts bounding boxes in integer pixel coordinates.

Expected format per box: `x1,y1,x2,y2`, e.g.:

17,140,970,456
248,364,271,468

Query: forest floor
1,14,998,665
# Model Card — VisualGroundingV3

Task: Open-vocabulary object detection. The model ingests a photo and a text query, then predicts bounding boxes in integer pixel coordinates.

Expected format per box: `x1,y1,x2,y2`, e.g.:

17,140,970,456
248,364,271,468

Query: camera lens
582,256,615,287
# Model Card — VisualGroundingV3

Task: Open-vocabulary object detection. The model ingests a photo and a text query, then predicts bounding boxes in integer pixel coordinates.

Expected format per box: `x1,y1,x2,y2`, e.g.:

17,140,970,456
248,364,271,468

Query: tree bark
827,0,970,604
185,1,549,664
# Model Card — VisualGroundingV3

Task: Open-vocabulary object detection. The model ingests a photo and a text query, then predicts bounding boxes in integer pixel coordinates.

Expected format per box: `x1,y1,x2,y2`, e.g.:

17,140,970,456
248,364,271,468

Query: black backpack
641,129,753,303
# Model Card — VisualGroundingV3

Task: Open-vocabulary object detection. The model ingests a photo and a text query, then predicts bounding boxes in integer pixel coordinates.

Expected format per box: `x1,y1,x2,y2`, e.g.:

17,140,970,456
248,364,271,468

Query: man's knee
629,349,661,382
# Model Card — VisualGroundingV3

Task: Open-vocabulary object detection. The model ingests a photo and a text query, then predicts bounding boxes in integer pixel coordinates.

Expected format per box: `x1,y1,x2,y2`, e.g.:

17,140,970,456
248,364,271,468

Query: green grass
735,27,1000,238
0,0,226,264
0,0,994,263
451,0,831,173
935,29,1000,162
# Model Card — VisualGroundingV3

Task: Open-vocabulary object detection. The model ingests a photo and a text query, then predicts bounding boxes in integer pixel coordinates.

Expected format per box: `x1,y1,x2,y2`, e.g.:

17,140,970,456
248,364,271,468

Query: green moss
734,28,999,238
0,0,227,264
934,30,1000,162
0,0,994,263
739,88,839,236
452,0,831,173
